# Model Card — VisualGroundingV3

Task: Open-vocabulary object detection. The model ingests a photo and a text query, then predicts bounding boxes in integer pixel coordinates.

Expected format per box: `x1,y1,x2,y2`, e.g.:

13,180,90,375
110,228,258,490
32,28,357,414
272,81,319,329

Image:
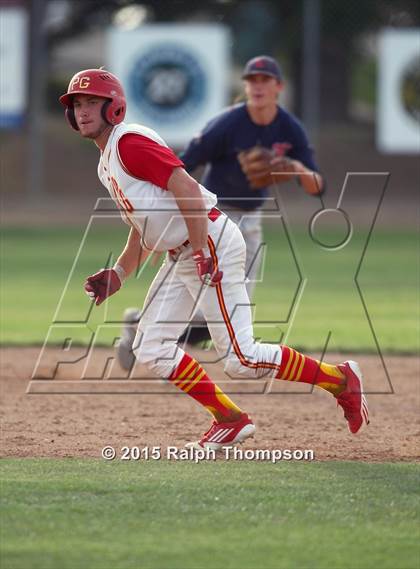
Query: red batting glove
192,250,223,287
84,269,122,306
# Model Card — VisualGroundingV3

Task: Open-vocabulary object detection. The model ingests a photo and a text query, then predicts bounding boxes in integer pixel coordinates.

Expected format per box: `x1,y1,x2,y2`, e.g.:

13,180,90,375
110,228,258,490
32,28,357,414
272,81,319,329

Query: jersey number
110,177,134,213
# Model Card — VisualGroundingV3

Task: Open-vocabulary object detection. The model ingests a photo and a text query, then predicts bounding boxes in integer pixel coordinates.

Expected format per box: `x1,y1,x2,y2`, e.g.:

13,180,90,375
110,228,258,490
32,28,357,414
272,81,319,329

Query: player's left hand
193,250,223,287
84,269,122,306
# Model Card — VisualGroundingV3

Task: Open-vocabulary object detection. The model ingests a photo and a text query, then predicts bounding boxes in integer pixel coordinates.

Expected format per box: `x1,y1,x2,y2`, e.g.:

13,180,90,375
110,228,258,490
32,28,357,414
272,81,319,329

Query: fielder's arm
274,158,323,195
290,160,323,195
167,166,208,251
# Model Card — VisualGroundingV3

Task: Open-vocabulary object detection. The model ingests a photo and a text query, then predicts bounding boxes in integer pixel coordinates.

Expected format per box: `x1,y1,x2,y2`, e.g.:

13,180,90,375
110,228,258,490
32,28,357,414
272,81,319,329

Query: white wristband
113,264,127,284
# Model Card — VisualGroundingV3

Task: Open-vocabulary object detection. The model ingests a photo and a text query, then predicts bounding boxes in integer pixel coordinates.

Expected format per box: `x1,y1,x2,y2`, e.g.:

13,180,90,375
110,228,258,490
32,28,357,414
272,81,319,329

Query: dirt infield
1,348,419,461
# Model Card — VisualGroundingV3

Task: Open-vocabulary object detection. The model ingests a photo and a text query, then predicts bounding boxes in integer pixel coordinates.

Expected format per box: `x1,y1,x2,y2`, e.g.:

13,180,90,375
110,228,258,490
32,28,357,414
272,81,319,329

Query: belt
168,207,222,256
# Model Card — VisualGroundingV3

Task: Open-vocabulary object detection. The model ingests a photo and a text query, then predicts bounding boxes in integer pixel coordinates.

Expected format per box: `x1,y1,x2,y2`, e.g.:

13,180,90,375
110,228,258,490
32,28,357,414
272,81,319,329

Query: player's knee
132,334,178,374
131,332,157,361
224,355,255,379
132,344,153,366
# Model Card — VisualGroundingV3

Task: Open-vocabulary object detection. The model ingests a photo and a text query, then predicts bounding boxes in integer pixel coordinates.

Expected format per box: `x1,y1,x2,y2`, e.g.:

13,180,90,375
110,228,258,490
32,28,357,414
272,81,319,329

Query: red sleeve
117,133,184,190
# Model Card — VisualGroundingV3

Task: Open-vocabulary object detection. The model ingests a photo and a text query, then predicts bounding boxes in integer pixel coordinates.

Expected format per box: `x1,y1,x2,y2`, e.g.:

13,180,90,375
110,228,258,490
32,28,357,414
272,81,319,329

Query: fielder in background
59,69,368,450
118,55,324,367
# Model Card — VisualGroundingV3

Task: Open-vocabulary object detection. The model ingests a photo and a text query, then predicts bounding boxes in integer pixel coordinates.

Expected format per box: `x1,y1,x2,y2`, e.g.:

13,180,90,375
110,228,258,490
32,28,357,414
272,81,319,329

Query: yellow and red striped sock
169,354,243,422
276,345,345,395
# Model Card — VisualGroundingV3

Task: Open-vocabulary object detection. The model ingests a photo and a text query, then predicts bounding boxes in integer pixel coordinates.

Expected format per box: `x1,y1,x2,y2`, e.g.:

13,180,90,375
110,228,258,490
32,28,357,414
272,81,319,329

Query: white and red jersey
98,122,217,251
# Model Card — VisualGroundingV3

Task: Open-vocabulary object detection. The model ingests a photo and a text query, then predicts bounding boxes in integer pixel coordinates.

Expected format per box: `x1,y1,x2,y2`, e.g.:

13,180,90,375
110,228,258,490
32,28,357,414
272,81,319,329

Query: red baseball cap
242,56,282,81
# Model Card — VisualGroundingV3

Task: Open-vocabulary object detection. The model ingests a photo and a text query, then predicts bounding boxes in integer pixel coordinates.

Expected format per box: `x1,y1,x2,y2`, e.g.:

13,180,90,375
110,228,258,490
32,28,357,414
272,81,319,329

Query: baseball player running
60,69,369,450
117,55,324,365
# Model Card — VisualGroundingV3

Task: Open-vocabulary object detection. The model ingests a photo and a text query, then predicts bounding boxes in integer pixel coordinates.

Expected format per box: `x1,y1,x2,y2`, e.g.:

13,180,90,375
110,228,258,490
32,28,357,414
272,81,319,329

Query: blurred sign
107,24,230,146
377,29,420,154
0,6,27,128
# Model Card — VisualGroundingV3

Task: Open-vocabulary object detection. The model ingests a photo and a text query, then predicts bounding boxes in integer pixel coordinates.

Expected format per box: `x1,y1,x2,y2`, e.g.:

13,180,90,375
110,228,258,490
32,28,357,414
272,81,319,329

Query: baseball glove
237,146,276,189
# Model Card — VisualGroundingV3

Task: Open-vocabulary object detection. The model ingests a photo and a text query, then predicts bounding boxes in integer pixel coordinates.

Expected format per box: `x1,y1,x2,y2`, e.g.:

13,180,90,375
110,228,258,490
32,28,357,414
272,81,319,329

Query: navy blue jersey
181,103,320,210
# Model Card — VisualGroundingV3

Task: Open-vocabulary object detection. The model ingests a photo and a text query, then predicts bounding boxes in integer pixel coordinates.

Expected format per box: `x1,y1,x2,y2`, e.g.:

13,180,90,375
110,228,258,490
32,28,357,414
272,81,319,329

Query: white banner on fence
107,24,230,147
0,7,28,128
377,29,420,154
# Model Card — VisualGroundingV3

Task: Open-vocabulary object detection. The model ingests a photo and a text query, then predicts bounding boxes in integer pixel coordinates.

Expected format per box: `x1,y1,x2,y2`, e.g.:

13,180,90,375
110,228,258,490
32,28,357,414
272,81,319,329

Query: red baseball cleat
186,413,256,451
336,360,369,434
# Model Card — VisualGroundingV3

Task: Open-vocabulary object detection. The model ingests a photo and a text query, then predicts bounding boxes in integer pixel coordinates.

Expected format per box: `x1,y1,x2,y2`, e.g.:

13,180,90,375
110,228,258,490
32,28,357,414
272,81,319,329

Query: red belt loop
168,207,222,256
208,206,222,222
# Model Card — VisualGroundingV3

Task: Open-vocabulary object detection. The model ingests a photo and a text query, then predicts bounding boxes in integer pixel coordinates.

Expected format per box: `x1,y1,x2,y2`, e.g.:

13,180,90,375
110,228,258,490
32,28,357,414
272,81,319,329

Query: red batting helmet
59,68,126,131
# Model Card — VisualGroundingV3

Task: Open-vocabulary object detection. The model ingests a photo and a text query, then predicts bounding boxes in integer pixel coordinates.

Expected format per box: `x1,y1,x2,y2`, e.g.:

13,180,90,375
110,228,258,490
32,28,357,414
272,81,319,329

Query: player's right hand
192,250,223,287
84,269,122,306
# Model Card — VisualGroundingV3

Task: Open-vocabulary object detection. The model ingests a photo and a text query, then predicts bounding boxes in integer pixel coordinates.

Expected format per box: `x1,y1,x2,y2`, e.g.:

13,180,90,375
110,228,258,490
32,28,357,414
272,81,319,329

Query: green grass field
1,459,419,569
1,224,418,351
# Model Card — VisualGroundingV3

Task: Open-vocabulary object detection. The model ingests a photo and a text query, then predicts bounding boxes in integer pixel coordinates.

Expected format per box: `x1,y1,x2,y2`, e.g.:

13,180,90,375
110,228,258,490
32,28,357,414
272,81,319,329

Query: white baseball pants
132,212,282,380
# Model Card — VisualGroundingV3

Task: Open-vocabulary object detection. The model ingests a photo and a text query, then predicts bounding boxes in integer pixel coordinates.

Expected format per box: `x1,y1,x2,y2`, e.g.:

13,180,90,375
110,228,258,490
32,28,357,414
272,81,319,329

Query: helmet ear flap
65,108,79,131
101,100,112,124
101,100,125,125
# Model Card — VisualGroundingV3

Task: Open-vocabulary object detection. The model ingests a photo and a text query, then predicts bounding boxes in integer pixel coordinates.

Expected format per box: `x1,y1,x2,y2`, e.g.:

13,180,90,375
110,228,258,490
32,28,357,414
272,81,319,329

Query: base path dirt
1,348,419,461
